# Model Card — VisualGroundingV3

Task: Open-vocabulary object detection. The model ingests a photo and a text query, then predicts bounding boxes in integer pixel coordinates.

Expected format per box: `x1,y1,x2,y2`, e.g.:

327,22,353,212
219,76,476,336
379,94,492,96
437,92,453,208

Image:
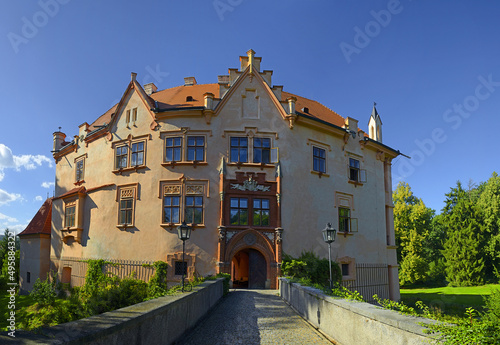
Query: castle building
20,50,400,300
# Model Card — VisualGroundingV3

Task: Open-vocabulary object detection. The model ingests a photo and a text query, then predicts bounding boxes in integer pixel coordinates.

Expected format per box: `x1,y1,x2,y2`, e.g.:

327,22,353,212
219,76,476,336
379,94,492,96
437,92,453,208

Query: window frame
338,206,358,234
253,198,270,227
64,202,76,228
75,157,85,183
160,182,207,227
348,157,366,184
112,136,148,173
230,197,249,226
230,137,249,163
161,131,209,166
116,184,137,228
312,146,326,174
186,136,205,162
253,137,271,164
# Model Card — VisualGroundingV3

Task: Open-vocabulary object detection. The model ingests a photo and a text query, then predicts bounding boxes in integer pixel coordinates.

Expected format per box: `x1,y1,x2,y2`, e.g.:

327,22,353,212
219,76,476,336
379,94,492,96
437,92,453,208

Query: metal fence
52,256,156,287
341,263,389,302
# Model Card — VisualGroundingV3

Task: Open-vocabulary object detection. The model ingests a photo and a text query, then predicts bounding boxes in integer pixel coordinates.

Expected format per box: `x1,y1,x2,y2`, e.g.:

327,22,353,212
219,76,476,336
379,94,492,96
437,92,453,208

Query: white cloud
0,188,21,206
0,212,17,223
13,154,53,170
41,181,55,189
0,144,15,169
34,195,43,201
2,223,28,234
0,143,52,180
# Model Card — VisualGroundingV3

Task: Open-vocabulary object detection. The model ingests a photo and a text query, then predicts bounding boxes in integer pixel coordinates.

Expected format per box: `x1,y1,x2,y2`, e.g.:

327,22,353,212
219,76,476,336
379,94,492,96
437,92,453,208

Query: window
313,147,326,173
116,146,128,169
161,183,206,226
185,196,203,224
230,198,248,225
165,137,182,162
349,158,366,183
118,186,136,226
230,137,248,163
27,272,31,283
126,109,131,124
114,139,147,171
338,207,358,233
175,261,188,276
163,196,180,224
253,138,271,163
342,264,349,276
339,207,350,233
131,142,144,166
132,108,137,123
253,199,270,226
75,158,84,182
187,136,205,162
64,203,76,228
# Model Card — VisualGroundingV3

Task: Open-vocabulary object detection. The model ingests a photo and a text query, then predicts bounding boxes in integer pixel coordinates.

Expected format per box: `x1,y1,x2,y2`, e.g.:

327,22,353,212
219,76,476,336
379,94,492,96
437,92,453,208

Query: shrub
30,274,57,307
146,261,169,299
215,273,231,295
282,251,341,288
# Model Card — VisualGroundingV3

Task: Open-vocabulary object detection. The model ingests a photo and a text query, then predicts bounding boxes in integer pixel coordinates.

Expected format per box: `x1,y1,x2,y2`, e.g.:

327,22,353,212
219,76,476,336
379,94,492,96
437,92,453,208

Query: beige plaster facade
24,50,399,298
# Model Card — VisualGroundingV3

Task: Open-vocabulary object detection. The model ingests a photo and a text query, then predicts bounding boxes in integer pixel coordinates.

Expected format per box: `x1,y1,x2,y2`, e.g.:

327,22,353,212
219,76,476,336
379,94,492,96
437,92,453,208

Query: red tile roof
282,91,345,128
19,198,52,236
88,82,348,132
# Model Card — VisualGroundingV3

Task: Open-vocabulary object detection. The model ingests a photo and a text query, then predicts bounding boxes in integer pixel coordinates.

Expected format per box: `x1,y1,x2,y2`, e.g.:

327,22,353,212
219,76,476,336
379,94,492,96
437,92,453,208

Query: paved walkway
176,289,332,345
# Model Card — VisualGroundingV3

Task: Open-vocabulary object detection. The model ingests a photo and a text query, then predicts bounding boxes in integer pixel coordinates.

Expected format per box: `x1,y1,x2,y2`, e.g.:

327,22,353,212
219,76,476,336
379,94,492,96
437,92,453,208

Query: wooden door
248,249,267,289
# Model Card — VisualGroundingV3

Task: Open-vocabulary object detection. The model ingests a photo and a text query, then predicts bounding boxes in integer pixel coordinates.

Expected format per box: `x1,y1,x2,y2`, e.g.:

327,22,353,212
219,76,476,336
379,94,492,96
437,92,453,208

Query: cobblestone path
176,289,332,345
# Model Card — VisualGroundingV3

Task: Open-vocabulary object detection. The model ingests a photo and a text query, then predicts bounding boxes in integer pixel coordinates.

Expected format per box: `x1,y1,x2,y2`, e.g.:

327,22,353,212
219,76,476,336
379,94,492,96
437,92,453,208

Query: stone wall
1,278,223,345
279,278,437,345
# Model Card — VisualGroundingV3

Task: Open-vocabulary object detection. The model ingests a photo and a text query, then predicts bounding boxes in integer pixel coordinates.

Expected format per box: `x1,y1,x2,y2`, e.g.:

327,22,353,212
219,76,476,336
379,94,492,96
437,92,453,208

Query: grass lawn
0,292,34,331
400,284,500,317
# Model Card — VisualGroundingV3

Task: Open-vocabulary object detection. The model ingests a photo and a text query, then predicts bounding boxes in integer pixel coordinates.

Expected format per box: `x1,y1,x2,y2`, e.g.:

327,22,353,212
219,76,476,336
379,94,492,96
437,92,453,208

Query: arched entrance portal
232,248,267,289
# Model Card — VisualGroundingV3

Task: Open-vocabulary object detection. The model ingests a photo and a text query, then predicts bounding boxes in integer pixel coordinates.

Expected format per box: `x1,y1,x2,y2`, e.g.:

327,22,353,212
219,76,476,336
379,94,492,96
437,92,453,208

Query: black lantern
177,221,191,241
322,223,337,244
322,223,337,290
177,221,192,291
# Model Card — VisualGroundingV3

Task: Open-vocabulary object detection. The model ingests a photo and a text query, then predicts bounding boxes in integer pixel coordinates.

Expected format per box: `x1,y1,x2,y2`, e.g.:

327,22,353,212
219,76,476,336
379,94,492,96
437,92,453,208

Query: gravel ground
176,289,333,345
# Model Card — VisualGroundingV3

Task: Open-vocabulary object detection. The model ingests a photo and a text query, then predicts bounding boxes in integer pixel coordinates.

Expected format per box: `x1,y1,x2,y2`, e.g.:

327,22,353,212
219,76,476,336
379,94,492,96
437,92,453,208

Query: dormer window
302,107,309,113
186,96,193,102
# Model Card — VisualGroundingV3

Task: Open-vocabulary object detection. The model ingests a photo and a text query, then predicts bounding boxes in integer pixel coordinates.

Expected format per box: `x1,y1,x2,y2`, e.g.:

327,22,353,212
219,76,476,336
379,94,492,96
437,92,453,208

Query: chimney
53,129,66,152
345,117,358,134
131,72,137,82
287,97,297,114
144,83,157,95
218,75,229,84
184,77,197,86
204,93,214,109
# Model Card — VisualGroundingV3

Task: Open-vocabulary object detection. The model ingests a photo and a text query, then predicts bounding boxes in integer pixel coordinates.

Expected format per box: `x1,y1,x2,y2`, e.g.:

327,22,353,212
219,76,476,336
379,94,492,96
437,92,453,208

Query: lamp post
322,223,337,291
177,221,192,292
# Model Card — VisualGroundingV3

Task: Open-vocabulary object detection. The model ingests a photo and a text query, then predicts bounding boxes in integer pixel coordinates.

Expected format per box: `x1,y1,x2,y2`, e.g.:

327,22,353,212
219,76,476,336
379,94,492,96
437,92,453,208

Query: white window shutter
350,218,358,232
360,169,367,183
271,147,279,163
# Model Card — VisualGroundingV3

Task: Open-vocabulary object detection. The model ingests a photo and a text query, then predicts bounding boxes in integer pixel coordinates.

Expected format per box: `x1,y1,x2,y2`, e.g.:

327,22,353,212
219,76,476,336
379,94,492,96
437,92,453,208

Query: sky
0,0,499,233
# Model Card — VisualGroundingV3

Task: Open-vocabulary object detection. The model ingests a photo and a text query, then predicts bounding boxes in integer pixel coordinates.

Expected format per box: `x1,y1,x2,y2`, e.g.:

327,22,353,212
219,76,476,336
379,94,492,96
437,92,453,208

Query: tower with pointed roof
368,102,383,142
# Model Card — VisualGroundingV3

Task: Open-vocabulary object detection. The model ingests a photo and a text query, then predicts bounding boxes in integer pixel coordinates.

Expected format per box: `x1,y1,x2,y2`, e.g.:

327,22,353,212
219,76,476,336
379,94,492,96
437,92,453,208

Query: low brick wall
279,278,438,345
1,278,223,345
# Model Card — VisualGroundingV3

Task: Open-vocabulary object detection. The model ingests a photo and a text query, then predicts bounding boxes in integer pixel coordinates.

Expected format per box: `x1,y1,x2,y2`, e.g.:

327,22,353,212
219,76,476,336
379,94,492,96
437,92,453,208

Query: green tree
477,172,500,281
393,182,434,286
442,182,485,286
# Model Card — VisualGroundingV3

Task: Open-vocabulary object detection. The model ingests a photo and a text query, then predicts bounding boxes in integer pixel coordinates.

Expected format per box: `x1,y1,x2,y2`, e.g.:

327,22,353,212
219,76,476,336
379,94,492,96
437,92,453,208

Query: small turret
368,103,383,142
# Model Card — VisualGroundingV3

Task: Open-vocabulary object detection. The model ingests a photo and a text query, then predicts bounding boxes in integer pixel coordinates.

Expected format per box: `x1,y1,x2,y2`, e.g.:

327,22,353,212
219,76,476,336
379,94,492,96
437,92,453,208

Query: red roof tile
88,82,348,132
19,198,52,236
150,84,219,110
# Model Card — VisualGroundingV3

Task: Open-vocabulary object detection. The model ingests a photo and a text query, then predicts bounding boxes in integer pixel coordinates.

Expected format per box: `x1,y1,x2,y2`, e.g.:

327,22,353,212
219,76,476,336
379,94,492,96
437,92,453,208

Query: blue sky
0,0,499,232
